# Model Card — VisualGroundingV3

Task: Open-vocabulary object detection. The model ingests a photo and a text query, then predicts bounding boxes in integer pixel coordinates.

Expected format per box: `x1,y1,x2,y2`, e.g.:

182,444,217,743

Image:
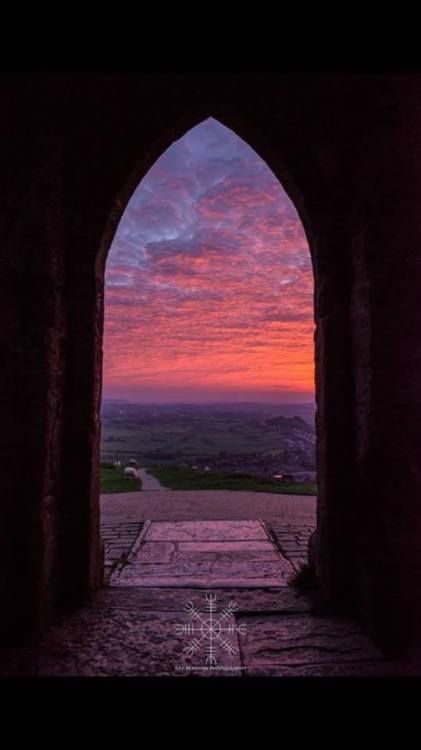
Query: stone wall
1,73,421,654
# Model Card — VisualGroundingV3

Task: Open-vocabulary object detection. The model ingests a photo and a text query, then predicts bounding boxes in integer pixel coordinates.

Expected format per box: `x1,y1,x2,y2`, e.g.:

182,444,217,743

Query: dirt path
137,468,169,491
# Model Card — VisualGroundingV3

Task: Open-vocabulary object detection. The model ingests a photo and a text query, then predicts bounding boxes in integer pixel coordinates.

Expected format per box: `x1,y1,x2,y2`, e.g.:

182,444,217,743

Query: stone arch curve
4,76,421,657
96,106,320,277
60,102,353,642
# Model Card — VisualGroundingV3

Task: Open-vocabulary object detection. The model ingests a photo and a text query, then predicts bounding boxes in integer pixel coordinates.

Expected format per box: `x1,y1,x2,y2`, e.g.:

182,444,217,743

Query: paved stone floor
1,492,420,677
101,521,144,583
112,520,294,588
267,521,315,572
100,489,317,524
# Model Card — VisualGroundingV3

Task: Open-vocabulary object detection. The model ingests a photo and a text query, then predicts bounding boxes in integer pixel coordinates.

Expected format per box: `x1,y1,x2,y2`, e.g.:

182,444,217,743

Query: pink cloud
103,118,314,402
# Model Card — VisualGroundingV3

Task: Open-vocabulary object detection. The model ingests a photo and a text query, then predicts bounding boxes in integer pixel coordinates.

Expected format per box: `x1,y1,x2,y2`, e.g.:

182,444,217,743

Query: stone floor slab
136,541,176,563
95,586,312,613
100,520,144,583
118,560,292,578
1,601,244,677
111,519,293,588
3,594,405,678
8,505,411,678
136,540,283,565
176,540,282,561
114,558,293,588
114,575,287,588
146,520,268,542
237,613,384,669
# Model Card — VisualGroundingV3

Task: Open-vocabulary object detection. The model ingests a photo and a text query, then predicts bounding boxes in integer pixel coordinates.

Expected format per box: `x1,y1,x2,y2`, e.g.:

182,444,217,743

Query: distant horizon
102,396,316,406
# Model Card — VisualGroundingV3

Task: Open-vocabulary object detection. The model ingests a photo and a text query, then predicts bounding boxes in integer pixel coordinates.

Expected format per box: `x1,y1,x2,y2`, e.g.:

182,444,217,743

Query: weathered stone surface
136,540,282,564
177,540,281,559
268,522,314,571
237,613,384,669
146,520,269,542
20,609,242,677
4,74,421,656
0,586,255,676
1,587,409,678
100,521,144,582
115,578,287,588
113,520,293,587
112,559,293,588
100,490,317,524
119,561,291,579
136,541,176,564
94,586,312,613
114,568,291,589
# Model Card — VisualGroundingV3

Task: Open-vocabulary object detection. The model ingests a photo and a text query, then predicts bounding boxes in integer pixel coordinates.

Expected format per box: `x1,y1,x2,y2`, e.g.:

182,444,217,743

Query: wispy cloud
103,118,314,403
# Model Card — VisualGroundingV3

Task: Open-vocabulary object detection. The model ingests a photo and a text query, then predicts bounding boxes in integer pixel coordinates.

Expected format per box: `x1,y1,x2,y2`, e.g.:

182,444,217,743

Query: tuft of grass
288,563,317,593
100,465,142,494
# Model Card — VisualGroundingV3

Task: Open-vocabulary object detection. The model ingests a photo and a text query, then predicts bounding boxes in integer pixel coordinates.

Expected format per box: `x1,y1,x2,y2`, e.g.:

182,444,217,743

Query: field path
138,468,169,491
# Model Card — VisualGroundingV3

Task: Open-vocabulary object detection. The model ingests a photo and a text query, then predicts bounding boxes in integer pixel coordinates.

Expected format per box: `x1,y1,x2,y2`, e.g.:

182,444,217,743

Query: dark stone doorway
1,74,421,658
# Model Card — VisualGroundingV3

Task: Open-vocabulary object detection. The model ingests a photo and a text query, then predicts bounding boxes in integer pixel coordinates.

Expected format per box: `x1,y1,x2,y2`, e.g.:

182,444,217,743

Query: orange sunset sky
103,118,315,404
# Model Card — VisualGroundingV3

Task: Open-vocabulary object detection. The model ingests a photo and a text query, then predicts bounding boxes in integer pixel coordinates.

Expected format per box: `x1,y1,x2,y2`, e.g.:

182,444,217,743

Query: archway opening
100,117,316,589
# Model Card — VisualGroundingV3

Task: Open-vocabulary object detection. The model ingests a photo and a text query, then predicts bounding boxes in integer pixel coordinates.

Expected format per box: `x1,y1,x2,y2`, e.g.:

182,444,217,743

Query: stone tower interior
1,73,421,673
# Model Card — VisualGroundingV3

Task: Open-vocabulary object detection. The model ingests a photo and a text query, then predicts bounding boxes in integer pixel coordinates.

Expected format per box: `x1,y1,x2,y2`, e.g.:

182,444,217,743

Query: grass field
147,466,317,495
100,464,142,494
100,404,316,461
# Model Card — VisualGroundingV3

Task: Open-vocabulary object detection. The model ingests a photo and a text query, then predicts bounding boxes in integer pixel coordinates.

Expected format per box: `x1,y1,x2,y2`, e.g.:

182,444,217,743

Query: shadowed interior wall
1,74,421,654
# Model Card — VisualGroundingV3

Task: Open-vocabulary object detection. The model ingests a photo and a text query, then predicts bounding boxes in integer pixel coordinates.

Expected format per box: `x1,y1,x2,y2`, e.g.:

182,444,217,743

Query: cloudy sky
103,118,314,404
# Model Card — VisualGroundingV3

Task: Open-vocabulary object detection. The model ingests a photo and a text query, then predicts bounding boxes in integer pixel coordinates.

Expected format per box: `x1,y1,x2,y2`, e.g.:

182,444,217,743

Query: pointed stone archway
2,75,421,659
